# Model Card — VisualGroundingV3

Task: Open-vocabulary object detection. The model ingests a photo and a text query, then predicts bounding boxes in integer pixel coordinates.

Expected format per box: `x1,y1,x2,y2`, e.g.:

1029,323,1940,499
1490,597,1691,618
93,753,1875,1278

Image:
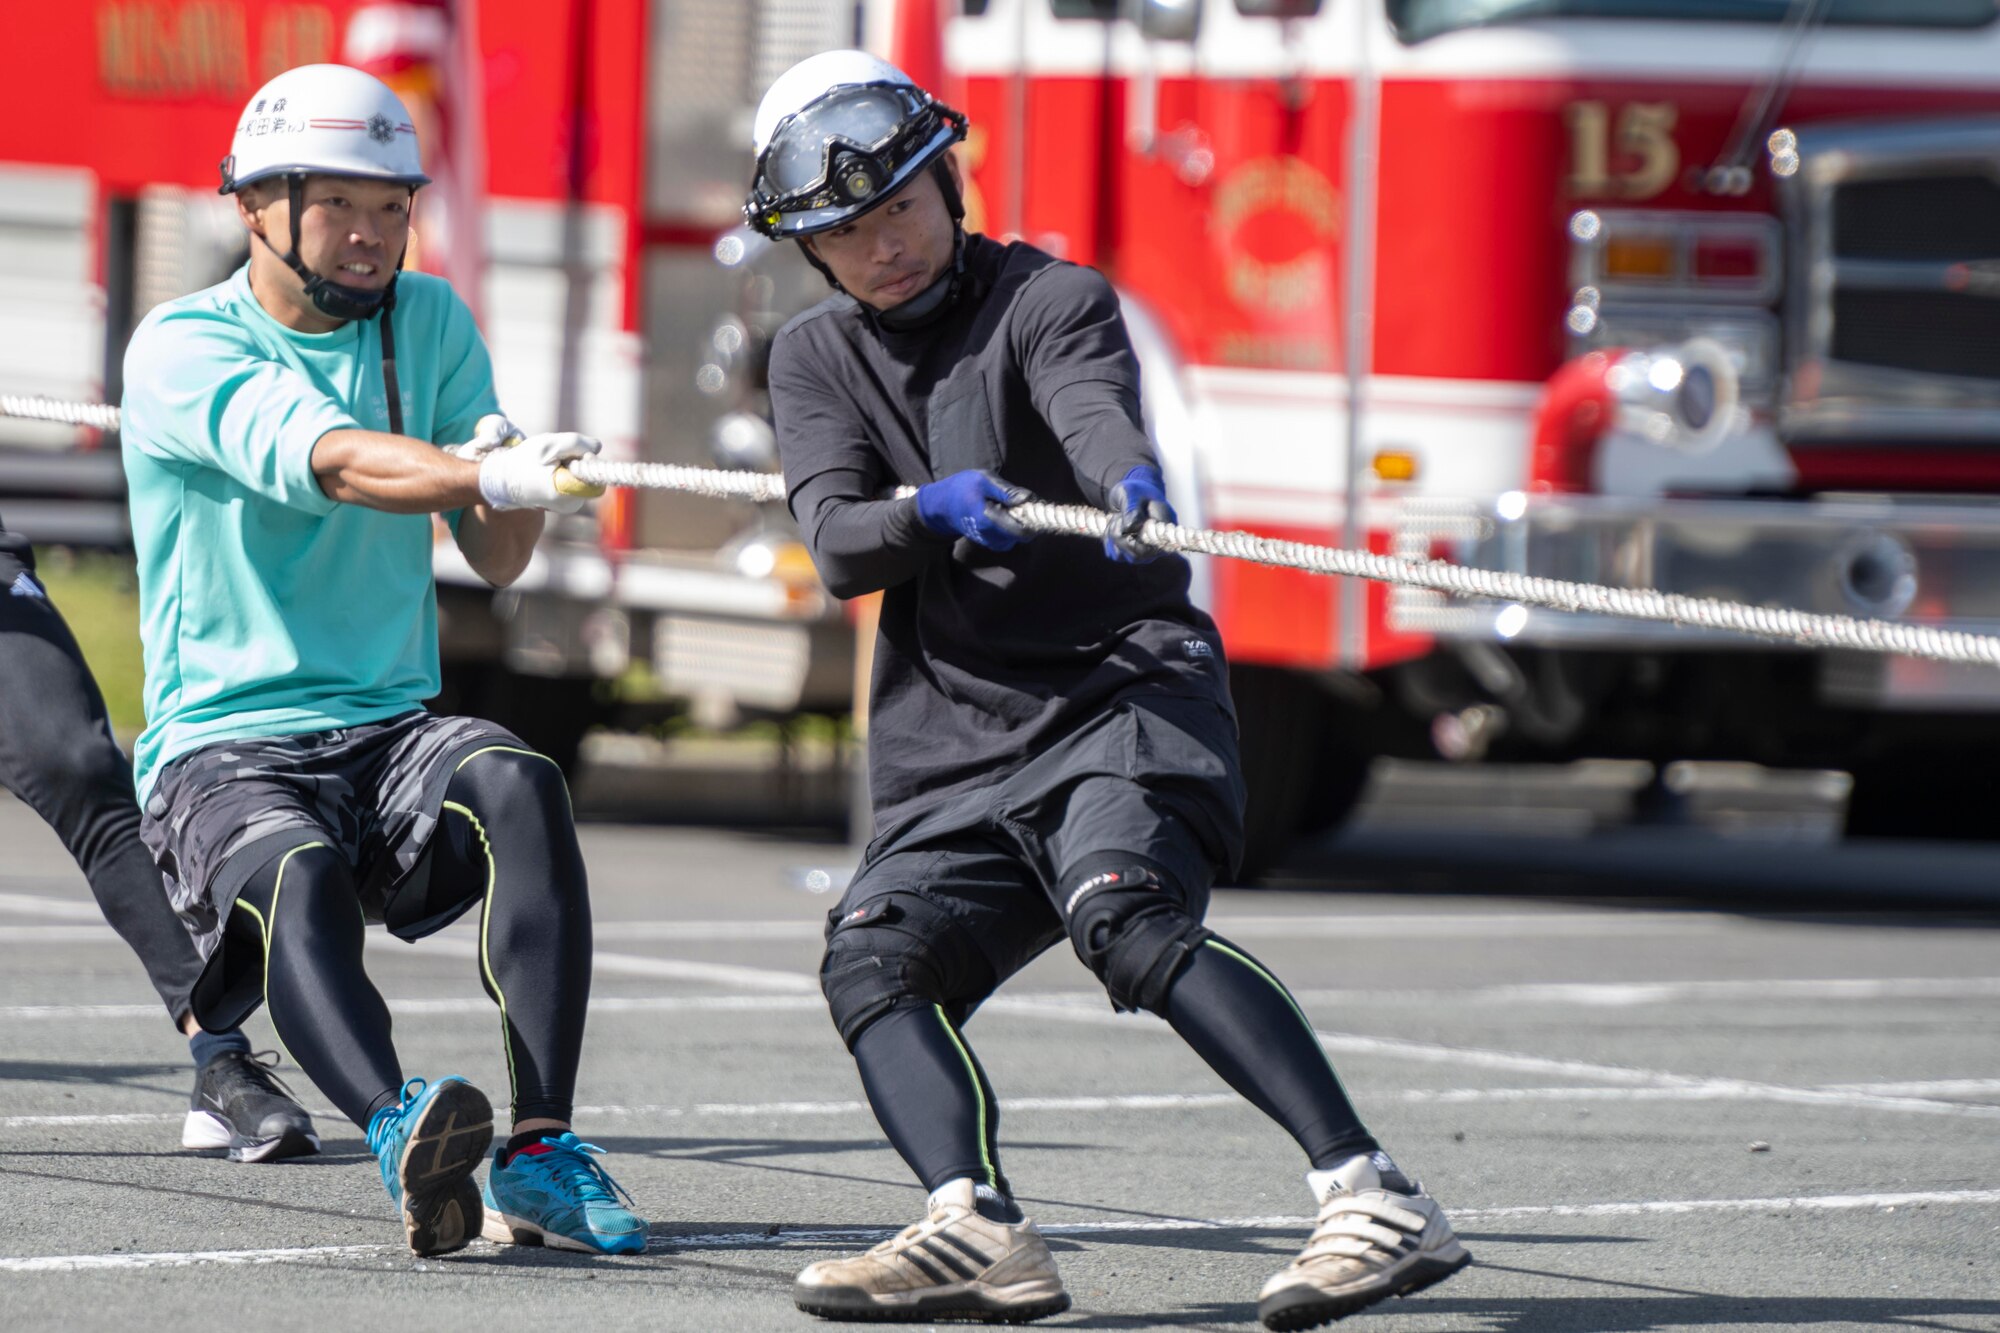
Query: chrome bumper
1392,493,2000,709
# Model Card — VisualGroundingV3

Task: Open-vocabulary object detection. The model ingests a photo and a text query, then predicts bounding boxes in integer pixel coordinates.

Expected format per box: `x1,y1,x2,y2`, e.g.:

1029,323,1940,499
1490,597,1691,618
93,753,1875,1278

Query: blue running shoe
365,1076,494,1256
481,1132,648,1255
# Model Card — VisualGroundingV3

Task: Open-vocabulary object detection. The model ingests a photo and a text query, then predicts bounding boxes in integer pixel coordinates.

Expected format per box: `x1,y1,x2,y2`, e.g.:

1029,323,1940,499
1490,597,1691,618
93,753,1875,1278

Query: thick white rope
563,457,2000,670
1,395,124,433
11,397,2000,668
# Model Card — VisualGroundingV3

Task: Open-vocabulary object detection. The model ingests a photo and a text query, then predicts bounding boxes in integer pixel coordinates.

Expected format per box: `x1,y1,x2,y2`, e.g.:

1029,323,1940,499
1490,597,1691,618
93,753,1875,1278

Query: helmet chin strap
269,174,406,322
257,174,408,434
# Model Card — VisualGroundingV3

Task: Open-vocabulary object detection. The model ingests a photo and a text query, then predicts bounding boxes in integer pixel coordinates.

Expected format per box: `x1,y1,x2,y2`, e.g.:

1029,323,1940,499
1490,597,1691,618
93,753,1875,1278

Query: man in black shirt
0,519,317,1160
751,51,1469,1331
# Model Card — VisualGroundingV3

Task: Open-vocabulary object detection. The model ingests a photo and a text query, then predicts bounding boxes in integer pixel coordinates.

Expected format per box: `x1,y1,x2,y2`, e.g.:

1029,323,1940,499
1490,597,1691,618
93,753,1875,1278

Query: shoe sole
1258,1249,1472,1331
482,1207,647,1256
795,1281,1071,1324
182,1111,321,1163
394,1082,494,1258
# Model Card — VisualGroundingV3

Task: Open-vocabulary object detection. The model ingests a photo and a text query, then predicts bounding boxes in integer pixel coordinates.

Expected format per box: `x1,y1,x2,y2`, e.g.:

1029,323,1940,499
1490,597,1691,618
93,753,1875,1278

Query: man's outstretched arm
309,428,596,587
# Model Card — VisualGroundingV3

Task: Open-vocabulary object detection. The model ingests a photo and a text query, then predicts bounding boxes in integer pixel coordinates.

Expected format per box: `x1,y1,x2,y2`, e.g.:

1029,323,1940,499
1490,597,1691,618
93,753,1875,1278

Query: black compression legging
854,1004,1009,1198
850,936,1378,1198
0,549,204,1023
1162,937,1380,1169
232,747,592,1129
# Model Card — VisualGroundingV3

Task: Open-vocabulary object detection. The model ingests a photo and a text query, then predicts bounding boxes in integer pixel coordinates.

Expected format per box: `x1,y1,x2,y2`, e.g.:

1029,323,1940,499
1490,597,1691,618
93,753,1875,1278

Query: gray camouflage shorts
138,710,529,967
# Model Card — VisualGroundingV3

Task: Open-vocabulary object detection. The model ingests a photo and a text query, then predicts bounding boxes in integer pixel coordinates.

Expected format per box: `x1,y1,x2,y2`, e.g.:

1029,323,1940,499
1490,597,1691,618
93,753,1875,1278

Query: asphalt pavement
2,790,1997,1332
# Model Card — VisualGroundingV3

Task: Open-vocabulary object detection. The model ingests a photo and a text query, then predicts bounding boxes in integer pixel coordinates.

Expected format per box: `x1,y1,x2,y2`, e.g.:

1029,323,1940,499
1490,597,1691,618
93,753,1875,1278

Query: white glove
477,431,605,513
446,413,526,460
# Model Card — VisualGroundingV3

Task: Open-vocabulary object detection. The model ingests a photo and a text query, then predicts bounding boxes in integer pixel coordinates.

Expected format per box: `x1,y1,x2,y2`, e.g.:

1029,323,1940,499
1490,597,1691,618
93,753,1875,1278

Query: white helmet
218,64,430,196
745,49,965,239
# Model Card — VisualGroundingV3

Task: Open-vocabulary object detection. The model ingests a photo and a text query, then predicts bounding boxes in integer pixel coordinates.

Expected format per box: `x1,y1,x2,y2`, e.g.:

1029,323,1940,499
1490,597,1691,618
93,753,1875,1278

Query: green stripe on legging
443,799,517,1106
453,745,571,805
234,840,327,1067
933,1004,997,1191
1202,938,1348,1084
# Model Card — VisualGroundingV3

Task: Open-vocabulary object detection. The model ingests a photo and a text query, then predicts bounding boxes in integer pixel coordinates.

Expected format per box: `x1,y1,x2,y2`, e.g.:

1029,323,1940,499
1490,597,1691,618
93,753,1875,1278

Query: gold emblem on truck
1565,101,1680,201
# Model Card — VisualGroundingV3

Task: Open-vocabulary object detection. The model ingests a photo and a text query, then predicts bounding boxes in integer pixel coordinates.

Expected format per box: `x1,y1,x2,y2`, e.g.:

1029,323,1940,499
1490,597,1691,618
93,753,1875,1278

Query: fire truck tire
434,664,601,777
1843,753,1994,841
1232,665,1372,883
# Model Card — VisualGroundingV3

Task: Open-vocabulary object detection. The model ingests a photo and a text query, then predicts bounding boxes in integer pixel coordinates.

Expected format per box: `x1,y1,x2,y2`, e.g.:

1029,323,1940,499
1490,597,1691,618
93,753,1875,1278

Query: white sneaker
1257,1155,1471,1330
794,1179,1071,1323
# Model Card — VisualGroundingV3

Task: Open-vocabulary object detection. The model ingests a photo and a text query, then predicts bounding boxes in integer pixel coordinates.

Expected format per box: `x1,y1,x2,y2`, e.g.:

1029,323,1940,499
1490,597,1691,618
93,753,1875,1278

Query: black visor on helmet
747,82,967,239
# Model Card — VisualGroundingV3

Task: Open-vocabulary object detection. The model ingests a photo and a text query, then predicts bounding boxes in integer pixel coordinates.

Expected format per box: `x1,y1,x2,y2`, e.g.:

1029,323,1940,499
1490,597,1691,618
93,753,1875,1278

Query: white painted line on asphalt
1,1091,1243,1131
1452,1188,2000,1221
1458,977,2000,1005
1205,911,1732,939
0,1112,188,1129
10,1187,1996,1272
0,1243,394,1273
400,936,821,993
1288,978,2000,1007
0,994,826,1022
558,911,1737,942
0,892,105,921
0,926,140,943
1393,1085,2000,1110
988,995,2000,1121
16,972,2000,1023
16,1072,1989,1132
671,1187,2000,1248
0,908,1737,946
1818,1078,2000,1096
567,1093,1244,1120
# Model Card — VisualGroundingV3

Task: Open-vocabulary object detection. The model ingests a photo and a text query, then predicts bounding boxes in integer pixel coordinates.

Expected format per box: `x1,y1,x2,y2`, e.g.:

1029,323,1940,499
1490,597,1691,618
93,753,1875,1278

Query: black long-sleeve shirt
771,235,1232,836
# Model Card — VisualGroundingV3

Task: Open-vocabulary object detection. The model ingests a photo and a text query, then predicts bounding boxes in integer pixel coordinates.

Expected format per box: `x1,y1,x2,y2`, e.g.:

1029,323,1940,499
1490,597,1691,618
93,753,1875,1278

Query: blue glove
915,469,1034,551
1105,465,1175,563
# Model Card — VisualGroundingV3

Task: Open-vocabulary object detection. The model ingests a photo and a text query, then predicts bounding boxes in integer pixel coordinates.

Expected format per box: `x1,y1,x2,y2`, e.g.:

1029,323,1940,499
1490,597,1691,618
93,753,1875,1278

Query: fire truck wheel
1843,753,1995,842
1232,665,1372,883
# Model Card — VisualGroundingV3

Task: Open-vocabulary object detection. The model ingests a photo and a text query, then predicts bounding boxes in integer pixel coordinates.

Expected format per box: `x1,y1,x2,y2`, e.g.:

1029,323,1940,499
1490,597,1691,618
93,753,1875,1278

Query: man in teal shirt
122,63,645,1259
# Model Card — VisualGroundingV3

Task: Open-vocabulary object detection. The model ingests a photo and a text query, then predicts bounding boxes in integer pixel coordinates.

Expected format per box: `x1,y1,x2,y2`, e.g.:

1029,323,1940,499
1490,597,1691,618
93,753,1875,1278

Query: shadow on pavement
1272,825,2000,915
1409,1294,2000,1330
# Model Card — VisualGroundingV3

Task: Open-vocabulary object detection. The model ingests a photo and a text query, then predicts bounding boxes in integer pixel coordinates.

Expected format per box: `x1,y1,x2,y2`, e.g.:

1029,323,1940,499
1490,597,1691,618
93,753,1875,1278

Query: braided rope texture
8,399,1997,668
1,395,124,433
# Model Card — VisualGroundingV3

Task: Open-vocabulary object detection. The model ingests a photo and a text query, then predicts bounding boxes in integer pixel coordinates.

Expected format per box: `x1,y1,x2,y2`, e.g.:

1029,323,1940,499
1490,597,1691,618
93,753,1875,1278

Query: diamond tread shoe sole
391,1081,494,1257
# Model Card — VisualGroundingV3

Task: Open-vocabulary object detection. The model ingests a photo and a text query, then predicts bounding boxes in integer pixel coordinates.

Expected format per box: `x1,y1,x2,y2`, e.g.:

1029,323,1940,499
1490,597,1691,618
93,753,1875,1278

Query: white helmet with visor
746,50,966,240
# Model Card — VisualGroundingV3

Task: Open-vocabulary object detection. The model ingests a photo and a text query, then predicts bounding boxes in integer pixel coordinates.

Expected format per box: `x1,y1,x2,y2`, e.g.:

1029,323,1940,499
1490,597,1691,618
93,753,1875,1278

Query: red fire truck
0,0,862,769
9,0,2000,853
900,0,2000,856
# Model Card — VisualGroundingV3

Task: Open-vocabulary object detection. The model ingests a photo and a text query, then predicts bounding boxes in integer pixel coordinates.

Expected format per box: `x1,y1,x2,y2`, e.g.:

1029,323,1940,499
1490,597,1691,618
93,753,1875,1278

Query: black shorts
832,694,1246,993
139,710,528,974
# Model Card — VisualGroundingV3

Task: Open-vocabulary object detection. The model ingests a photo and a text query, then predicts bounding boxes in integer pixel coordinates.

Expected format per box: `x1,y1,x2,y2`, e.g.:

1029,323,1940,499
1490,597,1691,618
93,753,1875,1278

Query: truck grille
1827,173,2000,383
1781,120,2000,440
1831,174,2000,262
1831,288,2000,381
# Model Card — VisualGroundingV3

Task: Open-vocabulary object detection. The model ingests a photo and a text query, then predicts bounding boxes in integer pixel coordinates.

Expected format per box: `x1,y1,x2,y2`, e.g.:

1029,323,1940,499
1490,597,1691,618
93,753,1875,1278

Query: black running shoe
181,1050,321,1163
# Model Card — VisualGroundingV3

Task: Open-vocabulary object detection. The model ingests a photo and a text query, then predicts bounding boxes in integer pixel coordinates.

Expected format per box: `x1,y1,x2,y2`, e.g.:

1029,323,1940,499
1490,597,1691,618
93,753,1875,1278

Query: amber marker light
1372,450,1420,482
1603,234,1676,281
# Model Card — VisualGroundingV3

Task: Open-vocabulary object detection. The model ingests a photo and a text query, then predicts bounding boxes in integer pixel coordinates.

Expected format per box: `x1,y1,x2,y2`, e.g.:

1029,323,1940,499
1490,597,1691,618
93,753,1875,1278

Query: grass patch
33,549,147,743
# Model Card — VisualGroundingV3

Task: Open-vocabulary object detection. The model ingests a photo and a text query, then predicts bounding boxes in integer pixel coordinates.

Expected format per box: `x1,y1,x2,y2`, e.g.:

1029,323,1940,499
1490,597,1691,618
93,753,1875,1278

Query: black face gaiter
876,230,967,333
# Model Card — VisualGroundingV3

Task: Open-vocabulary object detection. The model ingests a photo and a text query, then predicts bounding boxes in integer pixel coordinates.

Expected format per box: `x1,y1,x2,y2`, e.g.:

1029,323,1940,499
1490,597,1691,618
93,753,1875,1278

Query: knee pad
1061,853,1211,1016
819,892,990,1049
